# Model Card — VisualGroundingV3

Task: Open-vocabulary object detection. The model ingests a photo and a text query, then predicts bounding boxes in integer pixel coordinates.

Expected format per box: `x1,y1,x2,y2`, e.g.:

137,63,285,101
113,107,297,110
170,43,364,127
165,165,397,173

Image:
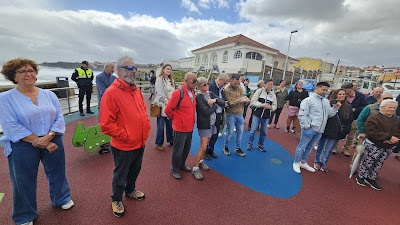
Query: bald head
378,92,393,104
372,87,383,99
184,72,198,90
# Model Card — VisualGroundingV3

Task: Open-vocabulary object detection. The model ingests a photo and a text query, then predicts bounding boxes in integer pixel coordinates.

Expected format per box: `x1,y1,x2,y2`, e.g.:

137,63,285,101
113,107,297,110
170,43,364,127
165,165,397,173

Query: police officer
71,61,94,116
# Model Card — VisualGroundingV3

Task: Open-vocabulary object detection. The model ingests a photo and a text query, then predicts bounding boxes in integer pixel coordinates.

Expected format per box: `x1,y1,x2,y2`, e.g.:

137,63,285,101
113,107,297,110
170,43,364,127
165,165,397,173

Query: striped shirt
0,88,65,157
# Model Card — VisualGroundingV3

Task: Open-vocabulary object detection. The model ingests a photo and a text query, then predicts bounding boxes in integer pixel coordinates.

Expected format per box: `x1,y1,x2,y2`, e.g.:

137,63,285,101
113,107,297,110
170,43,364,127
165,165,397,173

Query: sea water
0,66,103,87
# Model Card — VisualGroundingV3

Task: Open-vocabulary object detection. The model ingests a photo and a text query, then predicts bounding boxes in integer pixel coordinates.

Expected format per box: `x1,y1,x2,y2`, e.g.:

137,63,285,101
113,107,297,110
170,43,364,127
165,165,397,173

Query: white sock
199,160,203,164
193,167,199,171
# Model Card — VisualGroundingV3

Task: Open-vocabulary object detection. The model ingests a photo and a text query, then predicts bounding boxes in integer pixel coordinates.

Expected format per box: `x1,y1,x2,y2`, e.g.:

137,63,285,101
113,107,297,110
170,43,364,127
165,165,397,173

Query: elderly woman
153,64,175,150
192,77,224,180
356,99,400,190
0,59,73,225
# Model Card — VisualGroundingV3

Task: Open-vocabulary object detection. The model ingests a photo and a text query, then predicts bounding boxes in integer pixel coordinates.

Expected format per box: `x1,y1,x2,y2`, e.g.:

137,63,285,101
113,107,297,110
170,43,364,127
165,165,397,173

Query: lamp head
291,30,298,33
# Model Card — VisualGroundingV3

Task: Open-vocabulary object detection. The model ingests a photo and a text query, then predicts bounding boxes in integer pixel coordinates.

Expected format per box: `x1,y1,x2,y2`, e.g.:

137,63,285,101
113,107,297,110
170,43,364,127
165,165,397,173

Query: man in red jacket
165,72,197,179
100,56,151,218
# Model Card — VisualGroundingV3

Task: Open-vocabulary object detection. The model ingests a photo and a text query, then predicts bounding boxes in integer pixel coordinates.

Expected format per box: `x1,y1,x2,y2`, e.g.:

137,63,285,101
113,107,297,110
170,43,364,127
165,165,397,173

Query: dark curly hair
1,58,39,84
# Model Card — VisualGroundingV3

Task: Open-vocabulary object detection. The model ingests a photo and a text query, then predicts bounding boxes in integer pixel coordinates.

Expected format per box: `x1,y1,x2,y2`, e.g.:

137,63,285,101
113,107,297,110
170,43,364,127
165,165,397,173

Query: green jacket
356,103,379,134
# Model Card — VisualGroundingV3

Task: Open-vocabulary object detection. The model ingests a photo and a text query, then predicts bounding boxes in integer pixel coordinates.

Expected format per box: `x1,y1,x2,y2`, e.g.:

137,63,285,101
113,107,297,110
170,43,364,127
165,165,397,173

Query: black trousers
171,131,192,173
207,112,222,154
268,107,283,125
78,86,92,112
111,146,144,201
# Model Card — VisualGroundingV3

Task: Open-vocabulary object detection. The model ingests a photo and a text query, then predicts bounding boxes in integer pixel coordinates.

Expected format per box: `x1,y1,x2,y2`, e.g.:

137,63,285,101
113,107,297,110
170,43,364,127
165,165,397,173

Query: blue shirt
0,88,65,157
96,71,117,107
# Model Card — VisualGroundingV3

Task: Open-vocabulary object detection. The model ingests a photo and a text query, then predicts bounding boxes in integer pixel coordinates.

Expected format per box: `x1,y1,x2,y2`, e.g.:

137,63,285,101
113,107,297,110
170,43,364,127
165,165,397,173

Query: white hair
116,56,134,76
104,62,114,69
380,99,398,109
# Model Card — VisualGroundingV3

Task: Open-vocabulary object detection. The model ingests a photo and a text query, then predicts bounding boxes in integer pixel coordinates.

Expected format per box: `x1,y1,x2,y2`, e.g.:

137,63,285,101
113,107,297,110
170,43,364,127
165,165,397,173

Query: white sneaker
218,132,222,138
300,162,316,172
61,200,74,210
292,162,301,173
21,222,33,225
314,145,318,150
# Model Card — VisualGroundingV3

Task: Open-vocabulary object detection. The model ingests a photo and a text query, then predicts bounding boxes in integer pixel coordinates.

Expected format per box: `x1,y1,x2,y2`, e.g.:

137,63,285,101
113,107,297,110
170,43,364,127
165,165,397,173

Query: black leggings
268,107,283,124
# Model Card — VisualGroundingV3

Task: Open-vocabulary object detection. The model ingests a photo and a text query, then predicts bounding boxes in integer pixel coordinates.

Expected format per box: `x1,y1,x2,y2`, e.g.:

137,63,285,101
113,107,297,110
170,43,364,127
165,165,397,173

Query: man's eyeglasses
120,66,137,71
16,69,36,75
191,79,198,84
383,97,393,100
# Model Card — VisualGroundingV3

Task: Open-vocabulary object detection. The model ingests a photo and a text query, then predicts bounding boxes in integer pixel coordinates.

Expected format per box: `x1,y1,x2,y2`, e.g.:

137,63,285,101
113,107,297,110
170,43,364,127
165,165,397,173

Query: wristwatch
48,132,55,136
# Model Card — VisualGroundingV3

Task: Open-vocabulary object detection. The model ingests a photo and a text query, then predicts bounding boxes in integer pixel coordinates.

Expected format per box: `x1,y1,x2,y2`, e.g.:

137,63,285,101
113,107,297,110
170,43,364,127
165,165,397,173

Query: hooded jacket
299,93,338,133
100,78,150,150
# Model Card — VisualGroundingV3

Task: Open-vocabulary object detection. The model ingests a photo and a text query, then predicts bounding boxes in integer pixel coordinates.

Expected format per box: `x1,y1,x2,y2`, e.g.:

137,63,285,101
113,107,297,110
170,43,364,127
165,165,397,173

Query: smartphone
330,99,338,105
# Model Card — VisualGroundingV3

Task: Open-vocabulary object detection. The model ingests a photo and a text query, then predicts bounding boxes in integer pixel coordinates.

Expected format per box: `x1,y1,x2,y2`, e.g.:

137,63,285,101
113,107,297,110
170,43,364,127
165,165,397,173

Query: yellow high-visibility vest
76,68,93,78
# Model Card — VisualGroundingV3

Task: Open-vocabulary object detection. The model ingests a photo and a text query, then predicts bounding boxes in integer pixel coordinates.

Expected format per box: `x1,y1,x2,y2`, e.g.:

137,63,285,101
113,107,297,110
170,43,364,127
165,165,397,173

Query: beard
121,73,136,85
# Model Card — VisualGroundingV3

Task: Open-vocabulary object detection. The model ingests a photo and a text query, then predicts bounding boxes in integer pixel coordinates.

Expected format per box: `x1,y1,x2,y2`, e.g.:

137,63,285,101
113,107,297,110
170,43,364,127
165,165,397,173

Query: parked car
291,79,316,92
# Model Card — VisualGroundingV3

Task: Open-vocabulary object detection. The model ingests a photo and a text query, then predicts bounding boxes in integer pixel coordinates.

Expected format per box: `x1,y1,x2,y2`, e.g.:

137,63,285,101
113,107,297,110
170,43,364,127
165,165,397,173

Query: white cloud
0,0,399,67
181,0,201,14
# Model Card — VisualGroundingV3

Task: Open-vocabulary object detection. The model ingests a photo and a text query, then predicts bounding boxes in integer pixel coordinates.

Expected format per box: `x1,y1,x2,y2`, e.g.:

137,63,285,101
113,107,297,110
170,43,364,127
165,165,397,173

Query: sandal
274,125,280,129
267,124,271,129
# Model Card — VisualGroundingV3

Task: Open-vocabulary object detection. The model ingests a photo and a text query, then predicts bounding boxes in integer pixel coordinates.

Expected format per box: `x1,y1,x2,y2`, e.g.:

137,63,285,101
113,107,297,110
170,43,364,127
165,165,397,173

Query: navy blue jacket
350,91,368,120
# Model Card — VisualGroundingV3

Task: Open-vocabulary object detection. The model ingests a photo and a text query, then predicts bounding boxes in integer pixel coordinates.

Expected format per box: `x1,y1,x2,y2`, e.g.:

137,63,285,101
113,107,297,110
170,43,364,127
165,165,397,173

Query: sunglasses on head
383,97,393,100
120,66,137,71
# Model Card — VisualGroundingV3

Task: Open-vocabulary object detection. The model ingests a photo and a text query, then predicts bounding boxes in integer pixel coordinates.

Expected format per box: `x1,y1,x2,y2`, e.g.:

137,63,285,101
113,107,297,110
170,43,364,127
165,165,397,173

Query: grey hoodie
298,92,338,133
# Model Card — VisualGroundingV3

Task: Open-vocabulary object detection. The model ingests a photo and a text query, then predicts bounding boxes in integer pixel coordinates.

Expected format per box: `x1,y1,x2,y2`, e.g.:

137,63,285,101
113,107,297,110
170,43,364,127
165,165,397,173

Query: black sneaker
204,153,211,160
223,147,230,156
257,145,266,152
234,148,246,157
99,148,110,154
365,178,381,190
87,111,95,114
210,152,217,158
80,112,85,116
356,177,366,187
285,127,290,133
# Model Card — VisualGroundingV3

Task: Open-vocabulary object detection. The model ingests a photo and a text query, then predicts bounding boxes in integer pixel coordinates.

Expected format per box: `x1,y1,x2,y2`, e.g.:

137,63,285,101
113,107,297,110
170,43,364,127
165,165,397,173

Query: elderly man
71,61,94,116
223,74,249,157
365,87,383,105
96,62,116,154
100,56,150,217
165,72,197,179
204,73,229,160
341,82,367,156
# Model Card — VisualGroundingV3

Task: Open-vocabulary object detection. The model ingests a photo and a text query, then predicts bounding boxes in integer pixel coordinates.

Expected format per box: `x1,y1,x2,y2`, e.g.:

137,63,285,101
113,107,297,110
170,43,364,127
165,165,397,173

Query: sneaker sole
223,150,230,155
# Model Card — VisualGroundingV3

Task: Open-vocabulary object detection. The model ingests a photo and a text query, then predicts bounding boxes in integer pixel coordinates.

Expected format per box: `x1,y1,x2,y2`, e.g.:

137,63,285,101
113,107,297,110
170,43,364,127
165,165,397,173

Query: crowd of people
2,57,400,224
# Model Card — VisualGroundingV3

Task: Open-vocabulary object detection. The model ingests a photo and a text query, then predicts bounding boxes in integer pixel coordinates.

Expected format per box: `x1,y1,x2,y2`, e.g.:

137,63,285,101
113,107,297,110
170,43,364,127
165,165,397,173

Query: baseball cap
81,61,89,65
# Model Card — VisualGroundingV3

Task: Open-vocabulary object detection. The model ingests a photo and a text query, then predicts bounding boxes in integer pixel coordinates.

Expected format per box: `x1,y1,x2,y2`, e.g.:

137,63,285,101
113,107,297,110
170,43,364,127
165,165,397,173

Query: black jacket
196,92,224,129
285,89,308,107
350,90,368,120
322,105,353,140
71,67,93,88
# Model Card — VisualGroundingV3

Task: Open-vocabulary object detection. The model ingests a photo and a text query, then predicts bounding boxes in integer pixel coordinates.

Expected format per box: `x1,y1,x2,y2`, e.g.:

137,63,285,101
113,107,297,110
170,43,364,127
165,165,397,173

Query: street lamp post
282,30,298,80
270,64,274,79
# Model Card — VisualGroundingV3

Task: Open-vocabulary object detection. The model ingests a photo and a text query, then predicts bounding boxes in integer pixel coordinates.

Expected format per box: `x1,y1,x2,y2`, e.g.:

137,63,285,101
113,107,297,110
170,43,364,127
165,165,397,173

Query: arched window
273,61,279,68
203,55,208,64
222,51,228,62
245,52,263,61
195,56,200,65
234,50,242,59
211,53,218,64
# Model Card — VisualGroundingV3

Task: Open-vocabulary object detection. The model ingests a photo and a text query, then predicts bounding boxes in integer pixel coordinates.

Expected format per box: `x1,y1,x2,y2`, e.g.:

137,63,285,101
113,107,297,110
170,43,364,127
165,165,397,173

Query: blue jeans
8,135,71,225
248,115,269,147
294,128,322,163
314,137,339,166
155,116,173,145
224,114,244,149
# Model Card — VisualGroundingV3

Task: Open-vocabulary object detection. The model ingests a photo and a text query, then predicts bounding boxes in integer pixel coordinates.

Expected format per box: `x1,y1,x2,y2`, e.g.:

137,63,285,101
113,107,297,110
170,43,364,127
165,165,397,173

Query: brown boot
342,149,350,156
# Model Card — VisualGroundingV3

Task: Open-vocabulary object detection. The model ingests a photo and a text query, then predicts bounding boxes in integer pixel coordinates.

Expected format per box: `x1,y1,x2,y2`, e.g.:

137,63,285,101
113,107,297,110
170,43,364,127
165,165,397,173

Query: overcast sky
0,0,399,67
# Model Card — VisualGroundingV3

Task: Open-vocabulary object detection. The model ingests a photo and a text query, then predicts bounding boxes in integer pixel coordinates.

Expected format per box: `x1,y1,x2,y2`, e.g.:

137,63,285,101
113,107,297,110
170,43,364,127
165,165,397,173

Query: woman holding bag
153,64,175,150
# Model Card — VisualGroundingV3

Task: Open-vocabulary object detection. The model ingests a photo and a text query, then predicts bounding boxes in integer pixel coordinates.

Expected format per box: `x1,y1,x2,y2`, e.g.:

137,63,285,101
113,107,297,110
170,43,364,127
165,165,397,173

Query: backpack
173,87,184,111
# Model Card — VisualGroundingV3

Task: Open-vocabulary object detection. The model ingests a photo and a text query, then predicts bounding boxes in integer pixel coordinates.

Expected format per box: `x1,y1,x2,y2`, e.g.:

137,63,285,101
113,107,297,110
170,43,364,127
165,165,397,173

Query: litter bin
56,77,69,98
